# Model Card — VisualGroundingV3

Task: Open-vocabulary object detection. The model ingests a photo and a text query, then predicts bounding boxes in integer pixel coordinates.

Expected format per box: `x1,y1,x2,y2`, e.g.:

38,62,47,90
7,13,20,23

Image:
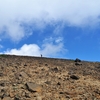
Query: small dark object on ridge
41,54,42,57
75,58,81,62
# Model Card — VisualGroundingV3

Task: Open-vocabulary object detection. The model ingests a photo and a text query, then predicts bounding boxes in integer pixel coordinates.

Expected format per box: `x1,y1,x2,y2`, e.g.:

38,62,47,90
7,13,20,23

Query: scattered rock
0,55,99,99
26,82,42,92
70,75,80,80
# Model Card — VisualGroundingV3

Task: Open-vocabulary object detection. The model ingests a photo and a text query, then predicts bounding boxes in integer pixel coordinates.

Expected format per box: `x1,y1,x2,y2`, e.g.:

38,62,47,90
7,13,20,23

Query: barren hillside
0,55,100,100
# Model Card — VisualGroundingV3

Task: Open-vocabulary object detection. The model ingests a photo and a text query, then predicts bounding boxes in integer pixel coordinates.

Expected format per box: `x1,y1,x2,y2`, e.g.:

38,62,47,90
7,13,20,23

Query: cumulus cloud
4,37,67,57
0,0,100,41
41,43,64,56
5,44,41,56
4,43,65,57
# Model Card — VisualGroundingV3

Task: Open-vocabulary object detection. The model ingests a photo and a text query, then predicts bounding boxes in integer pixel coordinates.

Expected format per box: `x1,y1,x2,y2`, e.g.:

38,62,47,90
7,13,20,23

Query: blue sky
0,0,100,61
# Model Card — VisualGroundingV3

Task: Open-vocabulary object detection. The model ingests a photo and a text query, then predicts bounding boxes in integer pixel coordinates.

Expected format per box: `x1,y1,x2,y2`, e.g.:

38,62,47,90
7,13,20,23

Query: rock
0,93,7,99
14,96,20,100
26,82,42,92
70,75,80,80
52,67,59,73
57,82,61,85
75,58,81,62
1,89,6,93
24,64,27,66
59,92,64,94
14,73,20,80
19,71,28,78
94,89,100,95
0,72,4,77
0,82,5,87
45,81,51,85
25,92,31,98
45,64,48,66
2,97,12,100
75,62,82,66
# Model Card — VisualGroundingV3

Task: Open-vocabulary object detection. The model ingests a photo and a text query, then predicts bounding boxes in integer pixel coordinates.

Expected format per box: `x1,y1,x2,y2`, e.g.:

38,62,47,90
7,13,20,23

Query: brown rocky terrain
0,54,100,100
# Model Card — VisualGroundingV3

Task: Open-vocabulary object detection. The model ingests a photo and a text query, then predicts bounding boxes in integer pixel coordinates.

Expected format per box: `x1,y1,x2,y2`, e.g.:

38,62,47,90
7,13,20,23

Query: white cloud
55,37,63,43
0,0,100,41
4,37,67,57
5,44,41,56
41,43,64,57
4,43,65,57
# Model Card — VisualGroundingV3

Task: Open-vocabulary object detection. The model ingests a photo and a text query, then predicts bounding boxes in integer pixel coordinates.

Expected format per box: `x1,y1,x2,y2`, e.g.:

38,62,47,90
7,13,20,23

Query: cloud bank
0,0,100,41
4,37,66,57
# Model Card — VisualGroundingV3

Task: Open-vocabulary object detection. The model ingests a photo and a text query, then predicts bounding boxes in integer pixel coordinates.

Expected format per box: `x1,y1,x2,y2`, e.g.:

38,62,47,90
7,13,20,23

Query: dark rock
57,82,61,85
0,72,4,77
25,92,31,98
52,67,59,73
1,89,5,93
0,93,7,99
14,96,20,100
75,62,82,66
59,92,64,94
15,66,18,69
0,82,5,87
45,64,48,66
1,66,4,70
45,81,51,85
75,58,81,62
94,89,100,94
24,64,27,66
70,75,80,80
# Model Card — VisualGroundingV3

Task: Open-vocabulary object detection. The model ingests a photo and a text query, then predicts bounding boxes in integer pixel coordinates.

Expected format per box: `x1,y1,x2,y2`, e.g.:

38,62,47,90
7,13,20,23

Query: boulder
75,58,81,62
26,82,42,92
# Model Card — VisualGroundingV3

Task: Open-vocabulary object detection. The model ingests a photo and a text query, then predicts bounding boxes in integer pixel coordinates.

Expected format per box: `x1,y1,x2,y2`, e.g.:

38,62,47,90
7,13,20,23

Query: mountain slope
0,55,100,100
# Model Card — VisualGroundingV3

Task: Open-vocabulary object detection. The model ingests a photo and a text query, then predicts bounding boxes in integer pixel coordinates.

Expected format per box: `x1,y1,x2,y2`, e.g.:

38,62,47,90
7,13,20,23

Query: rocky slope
0,55,100,100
